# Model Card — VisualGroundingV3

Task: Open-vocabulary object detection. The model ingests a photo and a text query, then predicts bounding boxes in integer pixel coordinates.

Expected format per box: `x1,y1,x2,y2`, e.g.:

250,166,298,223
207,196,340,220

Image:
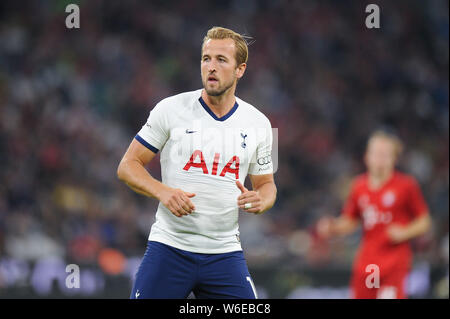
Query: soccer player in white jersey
117,26,277,299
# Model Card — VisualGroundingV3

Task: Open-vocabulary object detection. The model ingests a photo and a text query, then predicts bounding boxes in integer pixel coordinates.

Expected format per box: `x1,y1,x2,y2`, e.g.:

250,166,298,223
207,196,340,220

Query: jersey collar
198,96,239,122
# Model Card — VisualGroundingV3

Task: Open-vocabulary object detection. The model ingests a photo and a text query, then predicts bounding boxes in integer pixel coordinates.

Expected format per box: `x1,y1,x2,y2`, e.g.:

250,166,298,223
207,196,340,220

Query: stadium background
0,0,448,298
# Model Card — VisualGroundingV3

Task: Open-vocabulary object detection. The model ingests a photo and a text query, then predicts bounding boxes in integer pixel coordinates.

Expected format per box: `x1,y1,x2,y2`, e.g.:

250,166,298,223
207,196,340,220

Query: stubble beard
203,78,235,97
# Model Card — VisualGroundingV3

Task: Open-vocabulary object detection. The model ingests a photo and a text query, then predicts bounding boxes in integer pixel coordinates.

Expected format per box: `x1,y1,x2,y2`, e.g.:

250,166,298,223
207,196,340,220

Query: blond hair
202,26,249,66
367,130,404,159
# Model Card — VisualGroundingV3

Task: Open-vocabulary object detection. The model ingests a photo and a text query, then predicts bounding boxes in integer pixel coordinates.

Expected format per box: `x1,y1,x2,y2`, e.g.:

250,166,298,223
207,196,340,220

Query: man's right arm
117,138,195,217
317,215,360,239
317,179,361,239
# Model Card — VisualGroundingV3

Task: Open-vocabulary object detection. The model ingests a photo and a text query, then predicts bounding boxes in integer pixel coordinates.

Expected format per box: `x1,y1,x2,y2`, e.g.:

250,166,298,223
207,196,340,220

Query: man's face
201,38,245,97
365,137,397,176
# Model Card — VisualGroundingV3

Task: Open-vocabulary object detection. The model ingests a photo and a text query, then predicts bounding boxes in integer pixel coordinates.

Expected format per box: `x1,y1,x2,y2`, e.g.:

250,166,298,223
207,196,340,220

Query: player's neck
368,170,394,190
201,89,236,118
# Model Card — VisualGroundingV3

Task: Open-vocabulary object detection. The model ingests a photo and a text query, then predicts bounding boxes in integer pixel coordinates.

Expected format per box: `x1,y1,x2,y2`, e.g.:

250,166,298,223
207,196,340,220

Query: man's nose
208,61,217,72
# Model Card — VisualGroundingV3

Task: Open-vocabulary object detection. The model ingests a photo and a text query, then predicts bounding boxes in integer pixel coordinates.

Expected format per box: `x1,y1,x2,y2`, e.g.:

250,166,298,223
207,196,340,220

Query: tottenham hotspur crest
241,132,247,149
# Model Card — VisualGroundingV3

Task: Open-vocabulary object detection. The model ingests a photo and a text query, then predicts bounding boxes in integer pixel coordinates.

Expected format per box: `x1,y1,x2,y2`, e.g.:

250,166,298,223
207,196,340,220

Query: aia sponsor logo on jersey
163,125,277,173
183,150,240,179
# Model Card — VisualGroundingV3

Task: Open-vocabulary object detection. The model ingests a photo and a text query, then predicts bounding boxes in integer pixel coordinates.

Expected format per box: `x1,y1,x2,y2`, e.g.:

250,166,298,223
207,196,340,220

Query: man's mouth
207,76,218,83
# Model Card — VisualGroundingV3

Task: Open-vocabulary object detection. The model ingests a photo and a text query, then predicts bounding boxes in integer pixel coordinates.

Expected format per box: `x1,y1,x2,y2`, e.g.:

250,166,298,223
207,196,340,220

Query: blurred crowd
0,0,448,298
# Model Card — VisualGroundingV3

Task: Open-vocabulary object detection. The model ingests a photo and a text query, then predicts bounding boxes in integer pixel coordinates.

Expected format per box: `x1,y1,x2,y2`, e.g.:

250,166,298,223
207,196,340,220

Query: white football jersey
136,89,273,253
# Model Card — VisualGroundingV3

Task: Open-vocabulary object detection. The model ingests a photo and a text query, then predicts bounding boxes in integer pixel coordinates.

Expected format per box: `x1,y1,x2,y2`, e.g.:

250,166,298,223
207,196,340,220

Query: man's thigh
377,268,408,299
350,267,408,299
193,251,257,299
130,241,197,299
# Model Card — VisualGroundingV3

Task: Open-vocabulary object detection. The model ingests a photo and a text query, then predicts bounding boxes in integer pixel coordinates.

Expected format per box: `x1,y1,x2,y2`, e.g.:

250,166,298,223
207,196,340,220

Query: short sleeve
135,101,170,153
407,177,429,218
341,180,361,220
248,119,273,175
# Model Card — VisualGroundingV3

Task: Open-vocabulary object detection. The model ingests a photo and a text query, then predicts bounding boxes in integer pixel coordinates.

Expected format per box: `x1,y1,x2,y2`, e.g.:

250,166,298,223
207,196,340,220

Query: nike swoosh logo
185,129,197,134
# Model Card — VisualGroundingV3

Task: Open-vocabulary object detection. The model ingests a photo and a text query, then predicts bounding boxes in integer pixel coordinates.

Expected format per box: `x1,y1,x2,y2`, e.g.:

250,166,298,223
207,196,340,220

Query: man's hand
158,186,196,218
386,224,409,244
317,215,360,239
387,215,431,244
317,216,334,239
236,180,264,214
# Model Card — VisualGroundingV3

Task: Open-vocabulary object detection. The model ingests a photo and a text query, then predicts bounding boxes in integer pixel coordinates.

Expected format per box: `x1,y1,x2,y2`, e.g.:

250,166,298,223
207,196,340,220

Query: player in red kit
317,130,431,299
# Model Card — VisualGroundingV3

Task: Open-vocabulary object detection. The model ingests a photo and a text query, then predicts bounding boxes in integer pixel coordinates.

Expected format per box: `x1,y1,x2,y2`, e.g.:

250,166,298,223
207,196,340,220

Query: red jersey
342,171,428,274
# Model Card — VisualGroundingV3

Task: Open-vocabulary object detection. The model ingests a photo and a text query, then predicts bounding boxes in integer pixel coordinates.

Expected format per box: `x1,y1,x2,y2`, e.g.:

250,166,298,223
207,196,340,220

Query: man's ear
236,63,247,79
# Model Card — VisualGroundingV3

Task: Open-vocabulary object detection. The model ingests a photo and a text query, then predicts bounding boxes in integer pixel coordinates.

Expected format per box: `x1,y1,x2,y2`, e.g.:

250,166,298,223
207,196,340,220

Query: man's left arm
387,177,432,243
236,174,277,214
387,213,431,244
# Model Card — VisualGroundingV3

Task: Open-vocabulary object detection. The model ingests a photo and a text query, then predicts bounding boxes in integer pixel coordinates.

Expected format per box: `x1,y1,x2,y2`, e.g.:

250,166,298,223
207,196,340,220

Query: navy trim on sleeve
135,134,159,153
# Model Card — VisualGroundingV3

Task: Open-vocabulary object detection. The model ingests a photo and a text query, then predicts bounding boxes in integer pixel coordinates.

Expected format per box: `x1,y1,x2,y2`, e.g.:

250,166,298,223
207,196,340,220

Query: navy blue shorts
130,241,258,299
